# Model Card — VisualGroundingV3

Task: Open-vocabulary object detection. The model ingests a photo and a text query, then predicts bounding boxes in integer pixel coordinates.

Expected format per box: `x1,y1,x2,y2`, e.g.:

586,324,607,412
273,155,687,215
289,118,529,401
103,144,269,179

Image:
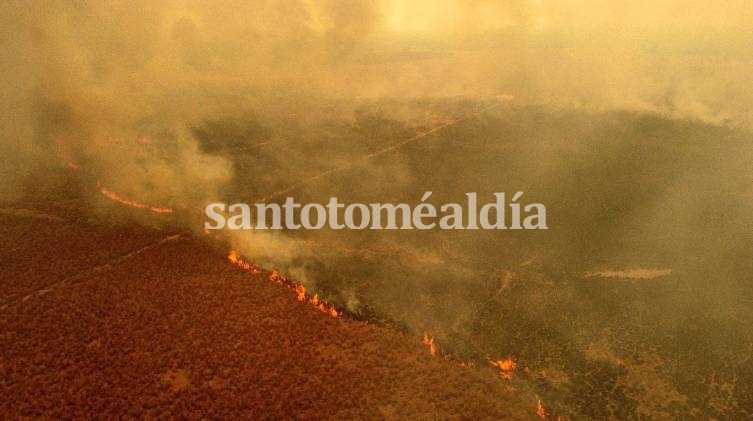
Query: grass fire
2,1,753,419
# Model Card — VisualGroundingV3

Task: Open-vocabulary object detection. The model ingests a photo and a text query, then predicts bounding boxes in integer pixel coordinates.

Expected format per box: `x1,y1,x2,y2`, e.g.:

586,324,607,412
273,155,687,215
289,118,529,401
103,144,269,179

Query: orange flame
99,186,173,214
295,284,307,302
270,270,284,284
227,250,263,274
422,333,437,356
227,250,340,318
536,396,546,419
284,279,340,318
490,357,517,380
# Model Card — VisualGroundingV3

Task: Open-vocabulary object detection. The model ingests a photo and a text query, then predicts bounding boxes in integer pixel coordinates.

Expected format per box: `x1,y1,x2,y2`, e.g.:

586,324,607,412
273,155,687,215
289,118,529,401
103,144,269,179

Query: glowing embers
490,357,518,380
99,186,174,214
227,250,340,318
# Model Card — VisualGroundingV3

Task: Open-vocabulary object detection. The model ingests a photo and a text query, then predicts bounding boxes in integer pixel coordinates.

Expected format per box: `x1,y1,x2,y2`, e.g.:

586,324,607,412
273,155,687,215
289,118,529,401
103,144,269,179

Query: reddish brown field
0,204,535,419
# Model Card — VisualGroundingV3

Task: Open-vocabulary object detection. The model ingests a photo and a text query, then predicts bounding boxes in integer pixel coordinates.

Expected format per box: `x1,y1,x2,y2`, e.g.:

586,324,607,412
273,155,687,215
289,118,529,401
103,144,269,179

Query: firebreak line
251,102,500,204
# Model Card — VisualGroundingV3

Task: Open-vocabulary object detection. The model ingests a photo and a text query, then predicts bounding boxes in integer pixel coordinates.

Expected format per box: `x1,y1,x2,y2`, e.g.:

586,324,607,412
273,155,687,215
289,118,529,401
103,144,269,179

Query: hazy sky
2,0,752,203
383,0,753,32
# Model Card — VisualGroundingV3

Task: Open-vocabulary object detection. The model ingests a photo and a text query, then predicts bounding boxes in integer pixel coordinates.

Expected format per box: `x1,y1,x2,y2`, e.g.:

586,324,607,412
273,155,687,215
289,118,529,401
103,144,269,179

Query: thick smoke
0,0,382,205
3,1,753,196
2,0,752,303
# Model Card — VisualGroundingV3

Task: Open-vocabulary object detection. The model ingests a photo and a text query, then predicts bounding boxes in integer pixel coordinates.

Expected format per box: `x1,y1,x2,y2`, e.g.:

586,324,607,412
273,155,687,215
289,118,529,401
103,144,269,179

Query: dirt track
0,207,535,419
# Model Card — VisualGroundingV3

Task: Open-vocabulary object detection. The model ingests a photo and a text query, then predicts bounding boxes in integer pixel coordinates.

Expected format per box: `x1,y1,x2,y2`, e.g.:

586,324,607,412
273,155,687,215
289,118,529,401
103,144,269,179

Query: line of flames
99,186,174,214
63,159,173,215
67,147,560,419
227,250,340,318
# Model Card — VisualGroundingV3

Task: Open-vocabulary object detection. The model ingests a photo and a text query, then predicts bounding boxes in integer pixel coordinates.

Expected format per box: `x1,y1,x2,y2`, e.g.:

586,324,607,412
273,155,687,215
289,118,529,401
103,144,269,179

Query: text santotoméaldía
205,192,547,230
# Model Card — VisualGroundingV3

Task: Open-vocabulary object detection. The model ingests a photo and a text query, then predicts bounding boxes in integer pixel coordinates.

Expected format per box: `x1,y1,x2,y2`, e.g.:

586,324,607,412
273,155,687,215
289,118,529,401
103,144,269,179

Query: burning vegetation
99,186,174,215
491,357,518,381
50,103,753,419
4,1,753,418
422,333,437,356
228,250,340,318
